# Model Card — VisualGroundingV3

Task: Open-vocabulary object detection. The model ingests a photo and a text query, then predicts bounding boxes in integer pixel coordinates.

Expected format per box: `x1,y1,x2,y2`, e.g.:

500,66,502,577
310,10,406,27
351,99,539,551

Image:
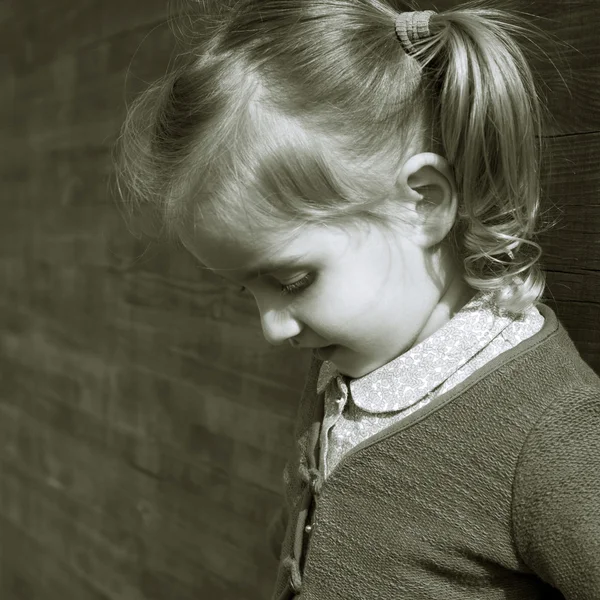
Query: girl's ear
397,152,459,249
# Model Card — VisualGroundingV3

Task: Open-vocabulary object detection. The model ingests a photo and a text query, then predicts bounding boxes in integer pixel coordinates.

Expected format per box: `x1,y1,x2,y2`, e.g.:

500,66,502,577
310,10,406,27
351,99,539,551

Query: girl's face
184,214,475,379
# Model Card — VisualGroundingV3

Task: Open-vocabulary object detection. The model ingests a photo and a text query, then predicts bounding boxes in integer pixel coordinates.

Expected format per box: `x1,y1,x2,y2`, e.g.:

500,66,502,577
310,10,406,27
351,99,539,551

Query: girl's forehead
183,217,361,273
183,216,314,270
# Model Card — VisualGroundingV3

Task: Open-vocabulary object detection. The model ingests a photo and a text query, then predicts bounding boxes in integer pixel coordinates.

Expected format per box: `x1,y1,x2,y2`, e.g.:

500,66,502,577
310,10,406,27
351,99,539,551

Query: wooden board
1,1,598,599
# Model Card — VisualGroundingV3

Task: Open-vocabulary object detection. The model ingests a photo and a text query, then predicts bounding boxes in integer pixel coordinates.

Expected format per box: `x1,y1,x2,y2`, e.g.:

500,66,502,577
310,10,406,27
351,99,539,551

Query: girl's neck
414,273,477,348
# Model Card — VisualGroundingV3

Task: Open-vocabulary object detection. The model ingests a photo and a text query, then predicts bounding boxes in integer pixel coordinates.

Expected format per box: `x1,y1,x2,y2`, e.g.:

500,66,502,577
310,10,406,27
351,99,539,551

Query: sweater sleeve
266,458,291,560
267,355,322,560
266,502,289,560
512,391,600,598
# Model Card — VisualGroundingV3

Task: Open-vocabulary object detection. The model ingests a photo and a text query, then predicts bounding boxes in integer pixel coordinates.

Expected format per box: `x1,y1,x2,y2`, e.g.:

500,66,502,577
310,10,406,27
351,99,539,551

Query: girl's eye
280,274,312,296
238,274,313,297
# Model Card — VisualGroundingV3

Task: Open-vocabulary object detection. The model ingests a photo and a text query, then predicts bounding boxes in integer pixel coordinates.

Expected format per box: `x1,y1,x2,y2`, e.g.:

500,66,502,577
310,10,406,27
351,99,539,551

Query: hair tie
395,10,436,56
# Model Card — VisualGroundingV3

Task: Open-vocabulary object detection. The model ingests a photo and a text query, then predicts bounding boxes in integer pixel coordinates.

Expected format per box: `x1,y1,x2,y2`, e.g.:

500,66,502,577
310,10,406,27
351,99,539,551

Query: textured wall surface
0,1,598,599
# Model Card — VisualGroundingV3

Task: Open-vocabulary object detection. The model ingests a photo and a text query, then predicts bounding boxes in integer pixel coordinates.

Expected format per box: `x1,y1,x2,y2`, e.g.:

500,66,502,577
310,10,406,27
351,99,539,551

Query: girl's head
113,0,559,377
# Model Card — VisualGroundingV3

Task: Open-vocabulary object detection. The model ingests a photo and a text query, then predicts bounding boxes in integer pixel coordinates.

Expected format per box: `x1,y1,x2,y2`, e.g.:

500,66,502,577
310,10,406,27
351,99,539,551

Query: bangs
171,96,418,243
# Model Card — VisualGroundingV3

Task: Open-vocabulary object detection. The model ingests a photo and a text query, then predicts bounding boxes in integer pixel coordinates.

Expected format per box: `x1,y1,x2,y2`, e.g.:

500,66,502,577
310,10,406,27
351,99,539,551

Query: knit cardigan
314,290,545,482
267,302,600,599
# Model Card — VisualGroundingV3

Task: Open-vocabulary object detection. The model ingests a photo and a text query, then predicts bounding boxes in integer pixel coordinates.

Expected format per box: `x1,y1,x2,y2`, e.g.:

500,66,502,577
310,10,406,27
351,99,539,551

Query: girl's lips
314,345,337,359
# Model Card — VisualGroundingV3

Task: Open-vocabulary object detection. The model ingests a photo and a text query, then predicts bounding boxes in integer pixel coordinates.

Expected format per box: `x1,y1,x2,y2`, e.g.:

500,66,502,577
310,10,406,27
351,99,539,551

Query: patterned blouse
315,290,546,480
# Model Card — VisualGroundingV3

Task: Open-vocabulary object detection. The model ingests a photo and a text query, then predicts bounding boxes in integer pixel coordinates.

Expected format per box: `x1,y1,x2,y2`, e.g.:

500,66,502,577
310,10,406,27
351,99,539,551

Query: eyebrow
213,254,309,284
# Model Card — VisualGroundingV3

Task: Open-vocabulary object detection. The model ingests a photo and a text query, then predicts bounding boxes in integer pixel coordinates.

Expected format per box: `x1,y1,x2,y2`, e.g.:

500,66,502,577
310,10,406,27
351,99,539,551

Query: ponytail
409,2,560,314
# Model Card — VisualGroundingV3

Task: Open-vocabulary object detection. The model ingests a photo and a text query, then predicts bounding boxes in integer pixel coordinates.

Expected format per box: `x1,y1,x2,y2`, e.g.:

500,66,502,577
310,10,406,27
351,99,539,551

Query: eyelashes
238,274,313,297
281,274,312,296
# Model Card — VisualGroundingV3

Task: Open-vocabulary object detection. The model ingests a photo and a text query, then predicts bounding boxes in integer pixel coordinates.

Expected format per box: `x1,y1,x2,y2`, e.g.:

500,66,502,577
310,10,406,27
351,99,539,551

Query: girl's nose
259,309,302,347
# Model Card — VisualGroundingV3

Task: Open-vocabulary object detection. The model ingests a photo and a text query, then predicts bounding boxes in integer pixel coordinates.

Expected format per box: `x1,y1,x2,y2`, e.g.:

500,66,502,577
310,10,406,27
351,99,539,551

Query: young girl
113,0,600,598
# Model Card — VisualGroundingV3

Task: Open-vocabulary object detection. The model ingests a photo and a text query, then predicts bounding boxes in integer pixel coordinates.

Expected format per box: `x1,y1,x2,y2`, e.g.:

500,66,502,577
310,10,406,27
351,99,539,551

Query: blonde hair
113,0,563,315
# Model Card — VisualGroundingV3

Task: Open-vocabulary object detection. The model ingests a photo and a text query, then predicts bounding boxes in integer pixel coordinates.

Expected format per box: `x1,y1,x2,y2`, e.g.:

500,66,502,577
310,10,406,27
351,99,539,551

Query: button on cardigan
267,294,600,599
